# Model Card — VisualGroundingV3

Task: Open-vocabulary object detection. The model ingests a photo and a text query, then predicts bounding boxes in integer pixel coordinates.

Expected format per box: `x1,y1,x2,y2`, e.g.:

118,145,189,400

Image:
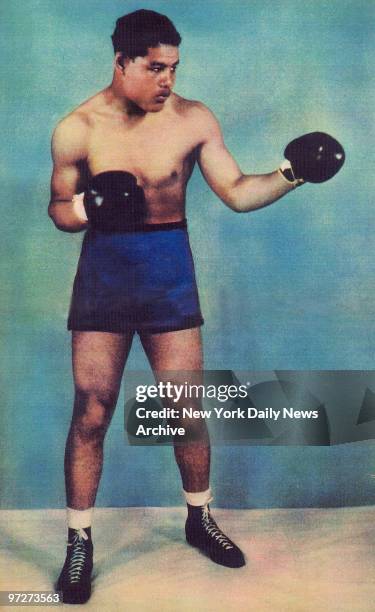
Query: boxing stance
48,9,344,604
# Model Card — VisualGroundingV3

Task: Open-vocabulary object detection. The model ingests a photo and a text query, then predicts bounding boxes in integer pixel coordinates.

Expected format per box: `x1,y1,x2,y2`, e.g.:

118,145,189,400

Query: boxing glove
279,132,345,185
83,170,147,231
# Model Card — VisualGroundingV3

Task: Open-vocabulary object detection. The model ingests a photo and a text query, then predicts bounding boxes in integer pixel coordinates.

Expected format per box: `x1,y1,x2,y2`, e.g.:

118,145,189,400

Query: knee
72,386,117,439
176,416,209,443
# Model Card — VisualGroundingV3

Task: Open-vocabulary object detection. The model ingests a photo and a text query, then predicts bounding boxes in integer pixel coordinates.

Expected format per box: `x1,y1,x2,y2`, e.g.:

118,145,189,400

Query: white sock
66,507,93,530
183,488,213,507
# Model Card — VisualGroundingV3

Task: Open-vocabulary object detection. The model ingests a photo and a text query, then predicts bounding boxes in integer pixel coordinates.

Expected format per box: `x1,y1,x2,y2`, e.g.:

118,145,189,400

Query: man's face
120,44,179,112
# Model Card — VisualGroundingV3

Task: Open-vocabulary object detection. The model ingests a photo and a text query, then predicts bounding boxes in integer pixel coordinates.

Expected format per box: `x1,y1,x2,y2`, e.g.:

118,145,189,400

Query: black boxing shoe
185,504,245,568
56,527,93,604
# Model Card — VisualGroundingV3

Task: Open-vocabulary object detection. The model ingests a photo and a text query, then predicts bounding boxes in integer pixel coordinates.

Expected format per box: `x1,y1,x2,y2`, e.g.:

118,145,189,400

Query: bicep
50,118,87,201
197,111,242,202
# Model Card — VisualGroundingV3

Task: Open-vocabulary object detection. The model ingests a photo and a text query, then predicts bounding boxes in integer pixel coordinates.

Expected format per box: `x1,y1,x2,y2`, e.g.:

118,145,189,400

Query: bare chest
87,115,199,188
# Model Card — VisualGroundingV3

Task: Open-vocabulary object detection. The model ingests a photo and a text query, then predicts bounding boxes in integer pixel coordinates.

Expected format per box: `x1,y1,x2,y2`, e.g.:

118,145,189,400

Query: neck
105,77,145,117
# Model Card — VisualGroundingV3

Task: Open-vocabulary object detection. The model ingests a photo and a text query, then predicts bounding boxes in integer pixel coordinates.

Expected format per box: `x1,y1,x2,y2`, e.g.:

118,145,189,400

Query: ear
114,52,125,72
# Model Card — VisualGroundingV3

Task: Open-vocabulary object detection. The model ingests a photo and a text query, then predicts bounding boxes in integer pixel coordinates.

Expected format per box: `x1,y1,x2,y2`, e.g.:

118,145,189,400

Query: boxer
49,9,344,604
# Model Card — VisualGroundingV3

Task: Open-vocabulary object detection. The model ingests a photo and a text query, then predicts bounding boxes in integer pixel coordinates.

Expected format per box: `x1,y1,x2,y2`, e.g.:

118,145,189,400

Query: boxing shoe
185,504,245,568
56,527,93,604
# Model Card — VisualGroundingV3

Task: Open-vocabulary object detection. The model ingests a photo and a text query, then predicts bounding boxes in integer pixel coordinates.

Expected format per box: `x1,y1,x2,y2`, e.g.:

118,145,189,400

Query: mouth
155,91,170,103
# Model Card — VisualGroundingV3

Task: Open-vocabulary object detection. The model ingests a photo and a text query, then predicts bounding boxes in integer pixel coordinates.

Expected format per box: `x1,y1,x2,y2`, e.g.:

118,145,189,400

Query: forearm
48,196,88,233
225,170,297,212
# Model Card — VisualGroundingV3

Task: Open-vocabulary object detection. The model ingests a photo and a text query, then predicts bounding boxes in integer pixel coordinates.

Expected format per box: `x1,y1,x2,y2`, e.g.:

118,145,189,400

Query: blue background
1,0,375,508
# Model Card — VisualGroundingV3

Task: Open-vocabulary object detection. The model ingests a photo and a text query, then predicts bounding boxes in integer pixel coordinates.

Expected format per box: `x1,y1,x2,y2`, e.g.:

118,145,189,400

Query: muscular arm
196,105,295,212
49,115,89,232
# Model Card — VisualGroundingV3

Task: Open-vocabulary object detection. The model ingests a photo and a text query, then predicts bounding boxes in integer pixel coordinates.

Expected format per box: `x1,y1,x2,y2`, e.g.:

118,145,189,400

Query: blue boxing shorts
67,220,204,334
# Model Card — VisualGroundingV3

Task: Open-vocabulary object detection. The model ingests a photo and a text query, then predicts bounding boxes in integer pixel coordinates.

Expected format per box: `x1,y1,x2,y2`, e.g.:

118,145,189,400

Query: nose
160,70,174,89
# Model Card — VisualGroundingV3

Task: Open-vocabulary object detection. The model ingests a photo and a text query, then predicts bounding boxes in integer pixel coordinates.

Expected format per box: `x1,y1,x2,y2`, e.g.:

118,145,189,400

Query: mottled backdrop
1,0,374,508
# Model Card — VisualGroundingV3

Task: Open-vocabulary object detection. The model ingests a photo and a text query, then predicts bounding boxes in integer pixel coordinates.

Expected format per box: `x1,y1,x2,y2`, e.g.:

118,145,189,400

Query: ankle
66,506,93,532
68,526,92,541
187,502,210,520
183,487,213,509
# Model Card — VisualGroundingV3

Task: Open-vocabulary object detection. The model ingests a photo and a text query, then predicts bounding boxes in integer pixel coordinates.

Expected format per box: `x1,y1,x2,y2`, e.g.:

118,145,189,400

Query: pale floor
0,506,374,611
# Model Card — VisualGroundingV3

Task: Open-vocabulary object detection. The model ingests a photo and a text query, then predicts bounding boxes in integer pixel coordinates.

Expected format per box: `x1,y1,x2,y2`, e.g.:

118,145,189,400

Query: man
49,9,344,604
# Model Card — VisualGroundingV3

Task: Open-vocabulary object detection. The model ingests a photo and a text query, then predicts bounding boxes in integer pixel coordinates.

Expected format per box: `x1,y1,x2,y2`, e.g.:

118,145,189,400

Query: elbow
48,203,60,228
48,203,86,233
221,194,248,214
48,203,57,224
225,200,248,213
221,175,248,213
48,203,68,231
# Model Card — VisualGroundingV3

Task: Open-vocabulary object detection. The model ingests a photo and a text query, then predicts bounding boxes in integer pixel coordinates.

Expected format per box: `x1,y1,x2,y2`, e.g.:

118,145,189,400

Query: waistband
88,219,187,234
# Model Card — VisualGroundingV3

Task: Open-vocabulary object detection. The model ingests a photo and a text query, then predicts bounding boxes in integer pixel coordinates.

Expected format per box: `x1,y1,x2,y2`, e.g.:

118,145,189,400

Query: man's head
111,10,182,113
112,9,181,59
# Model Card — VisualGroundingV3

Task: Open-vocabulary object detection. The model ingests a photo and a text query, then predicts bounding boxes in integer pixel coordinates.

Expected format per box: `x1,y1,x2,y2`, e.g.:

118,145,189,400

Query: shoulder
51,99,96,164
52,111,88,158
51,90,105,153
172,95,222,141
172,95,217,120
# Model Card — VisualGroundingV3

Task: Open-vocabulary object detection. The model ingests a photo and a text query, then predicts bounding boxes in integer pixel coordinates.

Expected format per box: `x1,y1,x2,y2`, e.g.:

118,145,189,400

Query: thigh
72,331,134,402
139,327,203,372
140,328,207,440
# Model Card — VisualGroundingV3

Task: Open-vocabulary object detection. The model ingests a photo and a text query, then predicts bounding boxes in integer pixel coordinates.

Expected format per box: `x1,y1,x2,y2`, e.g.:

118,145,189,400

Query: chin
146,100,166,111
133,101,163,114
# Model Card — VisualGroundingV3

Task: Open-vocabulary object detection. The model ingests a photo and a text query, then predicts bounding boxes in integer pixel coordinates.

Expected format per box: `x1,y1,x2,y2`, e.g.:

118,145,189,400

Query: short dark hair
111,9,181,59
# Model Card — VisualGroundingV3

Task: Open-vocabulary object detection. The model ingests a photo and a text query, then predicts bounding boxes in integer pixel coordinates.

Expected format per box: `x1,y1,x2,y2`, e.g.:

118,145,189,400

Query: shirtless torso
53,92,207,223
50,45,290,232
81,93,201,220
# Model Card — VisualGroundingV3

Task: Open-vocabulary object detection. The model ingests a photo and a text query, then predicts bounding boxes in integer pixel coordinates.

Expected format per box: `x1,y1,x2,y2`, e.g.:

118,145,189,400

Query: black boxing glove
83,170,147,231
278,132,345,186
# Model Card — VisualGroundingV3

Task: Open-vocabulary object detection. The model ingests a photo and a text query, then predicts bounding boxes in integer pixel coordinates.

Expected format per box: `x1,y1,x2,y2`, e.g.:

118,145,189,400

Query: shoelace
66,528,89,583
201,506,233,550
